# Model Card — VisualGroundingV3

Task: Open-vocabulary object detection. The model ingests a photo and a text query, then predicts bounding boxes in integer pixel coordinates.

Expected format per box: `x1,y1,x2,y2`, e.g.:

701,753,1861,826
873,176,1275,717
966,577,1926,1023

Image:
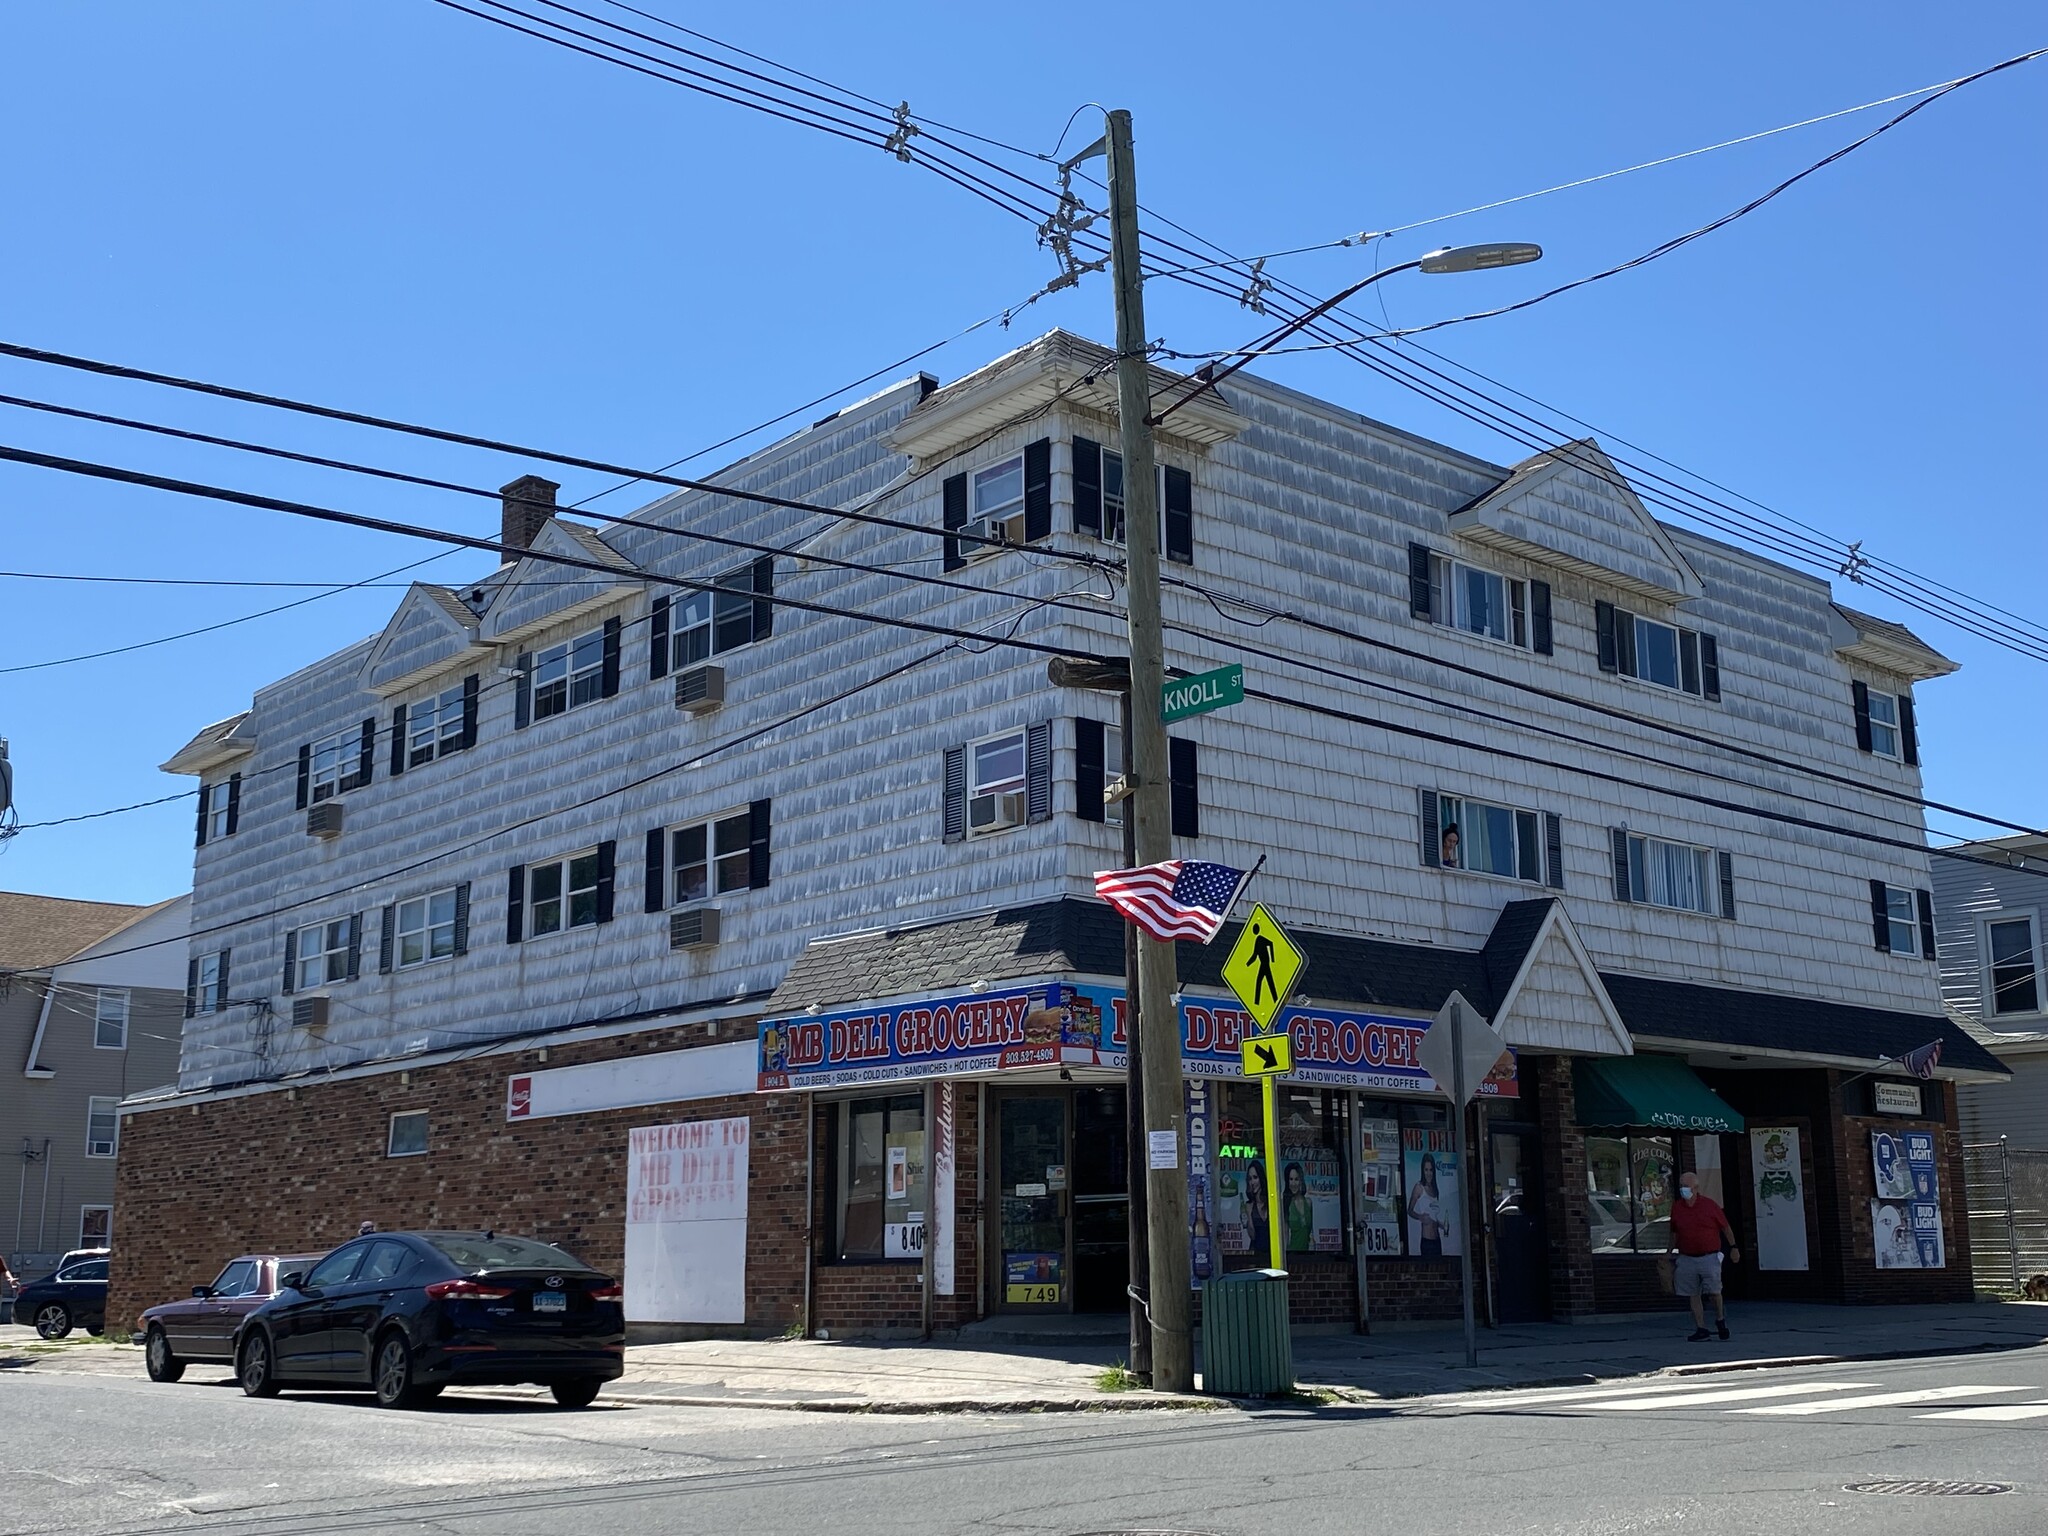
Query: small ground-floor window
79,1205,112,1248
1586,1132,1675,1254
829,1093,927,1262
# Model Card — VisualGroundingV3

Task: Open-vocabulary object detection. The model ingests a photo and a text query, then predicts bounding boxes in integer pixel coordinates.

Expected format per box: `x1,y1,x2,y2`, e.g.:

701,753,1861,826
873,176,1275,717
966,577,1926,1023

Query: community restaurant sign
757,981,1515,1097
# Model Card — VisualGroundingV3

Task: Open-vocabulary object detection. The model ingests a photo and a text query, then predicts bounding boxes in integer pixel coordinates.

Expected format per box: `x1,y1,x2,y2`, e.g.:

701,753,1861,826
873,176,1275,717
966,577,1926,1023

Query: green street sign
1161,663,1244,723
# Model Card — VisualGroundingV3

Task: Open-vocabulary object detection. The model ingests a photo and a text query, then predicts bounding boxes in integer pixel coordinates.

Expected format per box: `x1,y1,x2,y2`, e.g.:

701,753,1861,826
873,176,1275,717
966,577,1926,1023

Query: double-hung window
1613,830,1733,918
657,557,774,674
533,628,605,720
1434,556,1530,649
308,727,361,802
672,810,757,904
394,889,459,968
86,1097,119,1159
200,779,237,842
93,988,128,1050
1436,794,1541,880
529,850,604,936
292,919,354,991
407,683,468,766
1073,438,1193,562
968,729,1028,839
1597,601,1720,699
190,951,228,1017
1987,916,2042,1016
973,455,1026,528
1874,882,1922,956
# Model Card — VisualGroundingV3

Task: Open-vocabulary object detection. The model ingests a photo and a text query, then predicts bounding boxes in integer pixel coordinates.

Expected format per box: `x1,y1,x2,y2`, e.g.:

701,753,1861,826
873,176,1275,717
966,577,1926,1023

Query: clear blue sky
1,2,2041,903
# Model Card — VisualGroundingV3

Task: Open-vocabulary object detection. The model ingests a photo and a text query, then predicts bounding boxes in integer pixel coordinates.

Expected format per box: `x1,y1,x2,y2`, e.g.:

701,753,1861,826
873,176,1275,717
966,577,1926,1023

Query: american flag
1093,858,1253,944
1897,1039,1943,1080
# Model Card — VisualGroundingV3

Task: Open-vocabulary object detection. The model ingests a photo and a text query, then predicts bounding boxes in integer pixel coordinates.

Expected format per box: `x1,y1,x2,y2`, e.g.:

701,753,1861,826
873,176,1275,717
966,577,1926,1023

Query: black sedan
12,1255,109,1339
233,1231,624,1409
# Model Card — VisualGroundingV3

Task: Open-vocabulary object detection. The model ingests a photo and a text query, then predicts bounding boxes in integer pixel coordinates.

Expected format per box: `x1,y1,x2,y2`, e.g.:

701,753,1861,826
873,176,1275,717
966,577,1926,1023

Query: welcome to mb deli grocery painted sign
756,982,1516,1098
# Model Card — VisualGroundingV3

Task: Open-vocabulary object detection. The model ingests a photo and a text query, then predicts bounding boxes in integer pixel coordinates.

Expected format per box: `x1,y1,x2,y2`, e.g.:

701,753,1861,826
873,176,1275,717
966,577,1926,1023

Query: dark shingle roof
0,891,151,972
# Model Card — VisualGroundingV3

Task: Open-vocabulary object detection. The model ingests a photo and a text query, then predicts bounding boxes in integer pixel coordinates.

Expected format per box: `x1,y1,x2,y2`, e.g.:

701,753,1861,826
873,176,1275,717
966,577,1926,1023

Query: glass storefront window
1216,1084,1354,1269
833,1093,927,1262
1586,1132,1674,1255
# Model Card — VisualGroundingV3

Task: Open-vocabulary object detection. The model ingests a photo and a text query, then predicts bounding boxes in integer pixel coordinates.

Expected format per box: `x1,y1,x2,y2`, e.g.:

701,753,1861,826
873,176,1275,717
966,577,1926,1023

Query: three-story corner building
112,330,2003,1339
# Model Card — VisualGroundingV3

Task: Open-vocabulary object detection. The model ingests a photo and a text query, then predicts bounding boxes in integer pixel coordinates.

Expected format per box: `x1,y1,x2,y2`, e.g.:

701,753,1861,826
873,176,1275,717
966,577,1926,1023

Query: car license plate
533,1291,566,1314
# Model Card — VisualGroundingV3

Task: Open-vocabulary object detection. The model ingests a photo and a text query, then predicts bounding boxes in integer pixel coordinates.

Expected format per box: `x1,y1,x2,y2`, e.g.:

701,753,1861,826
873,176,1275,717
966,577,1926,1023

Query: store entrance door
1070,1085,1130,1313
996,1093,1069,1311
1487,1124,1550,1323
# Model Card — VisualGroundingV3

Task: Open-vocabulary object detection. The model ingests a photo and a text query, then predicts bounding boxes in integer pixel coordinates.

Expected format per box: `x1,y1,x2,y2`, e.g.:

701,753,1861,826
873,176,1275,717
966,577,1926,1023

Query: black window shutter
594,840,617,923
216,948,230,1009
644,827,667,912
1023,439,1052,543
1409,543,1435,621
752,554,775,640
1163,466,1194,565
296,744,312,809
748,799,773,889
451,882,470,955
1545,812,1565,890
1917,889,1938,962
1075,717,1106,824
942,746,967,843
649,595,671,681
460,673,480,749
1870,879,1891,951
225,773,240,835
379,905,395,974
1699,635,1721,701
1072,437,1103,536
942,473,968,572
1852,681,1873,753
599,617,622,699
1169,737,1199,838
506,865,526,944
1595,601,1618,672
195,786,210,848
1611,828,1633,902
1899,694,1919,765
1025,721,1052,824
186,956,199,1017
1717,851,1737,920
514,651,533,729
345,913,363,981
1614,609,1638,678
355,718,375,790
1530,581,1553,656
390,703,409,777
1680,630,1701,696
280,930,297,996
1418,788,1440,868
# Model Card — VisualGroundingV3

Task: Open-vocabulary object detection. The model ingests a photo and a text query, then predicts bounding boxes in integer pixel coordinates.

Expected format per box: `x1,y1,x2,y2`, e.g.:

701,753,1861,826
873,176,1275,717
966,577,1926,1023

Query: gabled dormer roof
1480,897,1633,1058
1828,602,1958,683
359,583,489,697
481,517,643,644
159,711,256,777
889,329,1245,462
1448,439,1705,602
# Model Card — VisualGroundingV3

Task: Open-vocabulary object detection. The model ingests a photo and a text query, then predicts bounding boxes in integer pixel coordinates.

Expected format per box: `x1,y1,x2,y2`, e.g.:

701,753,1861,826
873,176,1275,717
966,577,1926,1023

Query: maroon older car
141,1253,325,1382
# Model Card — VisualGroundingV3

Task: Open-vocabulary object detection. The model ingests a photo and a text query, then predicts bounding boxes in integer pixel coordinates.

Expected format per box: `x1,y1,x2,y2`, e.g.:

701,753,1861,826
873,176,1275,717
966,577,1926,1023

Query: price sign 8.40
885,1217,926,1259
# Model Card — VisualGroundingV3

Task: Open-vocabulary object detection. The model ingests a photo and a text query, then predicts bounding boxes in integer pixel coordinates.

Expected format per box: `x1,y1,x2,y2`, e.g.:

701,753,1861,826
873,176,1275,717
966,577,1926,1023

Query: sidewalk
9,1300,2044,1413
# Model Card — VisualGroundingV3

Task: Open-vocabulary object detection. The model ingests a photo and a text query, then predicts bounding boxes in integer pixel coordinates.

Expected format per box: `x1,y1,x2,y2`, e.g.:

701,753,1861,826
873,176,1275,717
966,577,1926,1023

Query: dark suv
235,1231,624,1409
12,1255,110,1339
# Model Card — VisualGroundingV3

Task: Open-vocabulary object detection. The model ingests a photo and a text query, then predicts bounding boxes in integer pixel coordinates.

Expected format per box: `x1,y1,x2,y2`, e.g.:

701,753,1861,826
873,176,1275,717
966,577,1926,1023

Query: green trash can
1200,1268,1293,1395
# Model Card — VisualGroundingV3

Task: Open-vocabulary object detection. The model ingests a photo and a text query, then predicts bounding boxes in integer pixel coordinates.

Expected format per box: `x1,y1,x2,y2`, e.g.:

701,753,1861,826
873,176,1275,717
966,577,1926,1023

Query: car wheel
550,1378,603,1409
33,1303,72,1340
238,1332,280,1398
373,1331,426,1410
145,1326,186,1383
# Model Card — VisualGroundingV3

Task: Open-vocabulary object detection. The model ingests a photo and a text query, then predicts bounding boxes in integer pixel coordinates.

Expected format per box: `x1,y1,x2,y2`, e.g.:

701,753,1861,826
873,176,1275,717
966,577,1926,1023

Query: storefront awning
1574,1055,1744,1134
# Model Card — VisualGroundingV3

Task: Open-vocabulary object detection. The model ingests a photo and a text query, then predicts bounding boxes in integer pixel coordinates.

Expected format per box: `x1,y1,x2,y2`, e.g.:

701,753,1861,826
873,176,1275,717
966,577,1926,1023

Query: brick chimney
499,474,559,553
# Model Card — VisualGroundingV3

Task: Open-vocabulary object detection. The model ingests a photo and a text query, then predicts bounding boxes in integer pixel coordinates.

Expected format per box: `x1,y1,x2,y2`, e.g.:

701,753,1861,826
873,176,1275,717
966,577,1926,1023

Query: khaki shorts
1674,1252,1723,1297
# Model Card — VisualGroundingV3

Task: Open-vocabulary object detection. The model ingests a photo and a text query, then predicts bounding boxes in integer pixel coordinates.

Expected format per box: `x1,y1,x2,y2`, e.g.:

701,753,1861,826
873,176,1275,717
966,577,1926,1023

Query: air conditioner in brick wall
669,906,721,951
306,802,345,839
292,995,330,1033
673,664,726,716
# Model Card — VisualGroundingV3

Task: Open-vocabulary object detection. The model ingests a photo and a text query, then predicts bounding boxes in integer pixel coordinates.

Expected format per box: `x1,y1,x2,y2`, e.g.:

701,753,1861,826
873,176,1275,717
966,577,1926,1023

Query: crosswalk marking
1458,1379,1774,1411
1739,1385,2024,1416
1919,1400,2048,1422
1583,1381,1878,1411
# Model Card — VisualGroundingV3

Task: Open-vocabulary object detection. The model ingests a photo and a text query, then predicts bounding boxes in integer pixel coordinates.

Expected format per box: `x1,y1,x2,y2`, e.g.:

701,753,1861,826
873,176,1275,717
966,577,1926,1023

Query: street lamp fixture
1418,241,1544,274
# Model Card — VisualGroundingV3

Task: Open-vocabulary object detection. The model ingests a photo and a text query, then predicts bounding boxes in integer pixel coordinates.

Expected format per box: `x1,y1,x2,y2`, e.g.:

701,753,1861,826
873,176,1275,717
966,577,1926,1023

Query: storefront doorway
1486,1121,1550,1323
993,1086,1129,1313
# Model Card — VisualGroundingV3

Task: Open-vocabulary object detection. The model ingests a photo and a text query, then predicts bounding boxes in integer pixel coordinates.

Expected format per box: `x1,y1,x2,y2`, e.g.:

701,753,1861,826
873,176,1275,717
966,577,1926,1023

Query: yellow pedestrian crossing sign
1241,1031,1293,1078
1221,902,1305,1033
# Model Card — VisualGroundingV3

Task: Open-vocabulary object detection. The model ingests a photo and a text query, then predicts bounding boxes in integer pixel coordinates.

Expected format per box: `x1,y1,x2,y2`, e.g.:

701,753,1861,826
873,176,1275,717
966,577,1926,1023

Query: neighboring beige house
2,891,185,1278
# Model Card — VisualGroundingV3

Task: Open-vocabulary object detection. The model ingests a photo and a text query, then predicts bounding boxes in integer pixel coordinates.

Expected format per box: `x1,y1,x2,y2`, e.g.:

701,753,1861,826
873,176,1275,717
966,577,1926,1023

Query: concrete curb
480,1386,1217,1415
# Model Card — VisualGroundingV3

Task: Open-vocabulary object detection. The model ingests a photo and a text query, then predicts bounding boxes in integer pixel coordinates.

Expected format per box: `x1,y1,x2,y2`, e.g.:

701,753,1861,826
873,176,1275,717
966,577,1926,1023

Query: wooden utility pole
1106,107,1193,1392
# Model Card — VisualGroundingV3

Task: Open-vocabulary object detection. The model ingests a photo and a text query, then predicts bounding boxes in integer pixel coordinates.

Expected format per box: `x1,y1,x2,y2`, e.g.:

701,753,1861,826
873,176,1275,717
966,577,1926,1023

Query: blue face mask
1680,1187,1697,1200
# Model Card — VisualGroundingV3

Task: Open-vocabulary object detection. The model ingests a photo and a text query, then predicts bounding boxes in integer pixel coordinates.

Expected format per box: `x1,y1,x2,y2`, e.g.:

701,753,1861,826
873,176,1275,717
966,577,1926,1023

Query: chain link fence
1964,1140,2048,1293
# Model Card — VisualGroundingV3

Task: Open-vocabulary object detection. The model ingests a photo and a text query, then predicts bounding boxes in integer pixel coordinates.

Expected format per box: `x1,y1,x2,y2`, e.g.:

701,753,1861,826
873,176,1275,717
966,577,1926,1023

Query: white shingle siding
174,342,1950,1090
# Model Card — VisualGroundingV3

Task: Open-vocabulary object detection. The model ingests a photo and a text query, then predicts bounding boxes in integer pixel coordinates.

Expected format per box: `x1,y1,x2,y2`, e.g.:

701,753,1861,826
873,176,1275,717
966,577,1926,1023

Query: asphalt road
3,1348,2043,1535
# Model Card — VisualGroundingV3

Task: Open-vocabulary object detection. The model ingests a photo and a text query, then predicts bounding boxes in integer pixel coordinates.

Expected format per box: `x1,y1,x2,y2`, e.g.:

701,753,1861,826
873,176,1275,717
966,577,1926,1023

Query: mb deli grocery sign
756,980,1517,1097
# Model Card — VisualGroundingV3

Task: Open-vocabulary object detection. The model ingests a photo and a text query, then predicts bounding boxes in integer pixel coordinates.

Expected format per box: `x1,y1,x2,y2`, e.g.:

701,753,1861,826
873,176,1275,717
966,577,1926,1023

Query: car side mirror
279,1271,307,1292
192,1285,213,1298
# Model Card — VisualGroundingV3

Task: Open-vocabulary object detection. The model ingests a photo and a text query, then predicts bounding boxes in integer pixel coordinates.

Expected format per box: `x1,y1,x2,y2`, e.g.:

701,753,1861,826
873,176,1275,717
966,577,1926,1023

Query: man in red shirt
1669,1171,1740,1341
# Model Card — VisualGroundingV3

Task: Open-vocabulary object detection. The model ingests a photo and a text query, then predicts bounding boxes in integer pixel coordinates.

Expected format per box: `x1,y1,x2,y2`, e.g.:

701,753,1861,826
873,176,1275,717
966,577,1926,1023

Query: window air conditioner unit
292,995,330,1033
673,664,726,715
959,514,1022,560
968,791,1027,834
669,906,721,951
306,802,345,839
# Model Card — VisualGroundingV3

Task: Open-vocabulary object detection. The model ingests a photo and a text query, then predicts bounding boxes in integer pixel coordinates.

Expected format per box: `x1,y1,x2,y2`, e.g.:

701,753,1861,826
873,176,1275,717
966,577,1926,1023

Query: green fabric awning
1574,1054,1744,1134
